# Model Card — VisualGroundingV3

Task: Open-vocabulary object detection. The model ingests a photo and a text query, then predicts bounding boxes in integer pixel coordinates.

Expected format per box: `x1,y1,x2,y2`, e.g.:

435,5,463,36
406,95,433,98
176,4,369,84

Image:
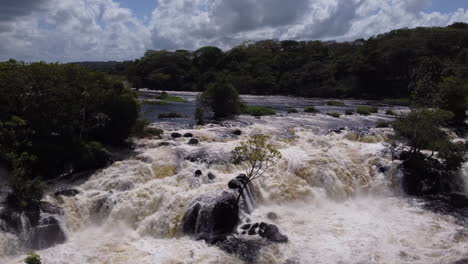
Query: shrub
231,135,282,203
242,106,276,116
345,109,354,115
327,100,345,106
156,91,185,103
142,100,170,105
385,109,396,115
327,112,341,118
356,106,378,115
131,118,151,137
197,78,241,119
24,252,41,264
376,121,390,128
147,127,163,138
304,107,320,113
287,108,298,113
158,112,185,118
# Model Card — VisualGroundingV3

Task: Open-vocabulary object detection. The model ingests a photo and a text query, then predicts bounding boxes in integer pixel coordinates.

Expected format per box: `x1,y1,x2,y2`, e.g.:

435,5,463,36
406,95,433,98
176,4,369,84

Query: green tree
24,252,41,264
197,77,241,119
231,135,282,203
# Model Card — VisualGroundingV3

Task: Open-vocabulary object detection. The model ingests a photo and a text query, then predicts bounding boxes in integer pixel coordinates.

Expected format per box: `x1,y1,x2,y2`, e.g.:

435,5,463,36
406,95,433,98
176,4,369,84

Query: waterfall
1,104,467,264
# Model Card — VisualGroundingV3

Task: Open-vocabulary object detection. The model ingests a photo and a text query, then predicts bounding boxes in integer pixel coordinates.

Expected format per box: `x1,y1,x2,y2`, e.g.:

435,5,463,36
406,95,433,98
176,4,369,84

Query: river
1,92,467,264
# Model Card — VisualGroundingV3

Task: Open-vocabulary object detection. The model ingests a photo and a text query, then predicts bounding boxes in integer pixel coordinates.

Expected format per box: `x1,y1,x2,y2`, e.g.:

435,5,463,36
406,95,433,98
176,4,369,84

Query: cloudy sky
0,0,467,62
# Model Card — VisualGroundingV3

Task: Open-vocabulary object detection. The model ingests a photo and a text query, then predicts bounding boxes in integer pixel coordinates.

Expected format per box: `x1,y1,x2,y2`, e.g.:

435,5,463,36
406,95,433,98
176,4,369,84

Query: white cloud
0,0,467,61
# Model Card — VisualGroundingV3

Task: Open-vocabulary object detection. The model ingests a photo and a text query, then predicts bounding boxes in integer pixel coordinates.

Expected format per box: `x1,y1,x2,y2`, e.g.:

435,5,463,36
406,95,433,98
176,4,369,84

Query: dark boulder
194,170,203,177
233,129,242,136
55,189,79,197
29,216,66,250
207,172,216,180
228,179,242,189
216,236,265,263
258,223,288,243
183,133,194,138
39,202,64,216
158,142,172,147
188,138,200,145
267,212,278,220
171,132,182,138
182,191,239,243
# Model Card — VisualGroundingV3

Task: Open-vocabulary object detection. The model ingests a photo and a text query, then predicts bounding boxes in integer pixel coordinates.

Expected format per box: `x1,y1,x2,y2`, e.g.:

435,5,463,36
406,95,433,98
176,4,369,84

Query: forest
80,23,468,102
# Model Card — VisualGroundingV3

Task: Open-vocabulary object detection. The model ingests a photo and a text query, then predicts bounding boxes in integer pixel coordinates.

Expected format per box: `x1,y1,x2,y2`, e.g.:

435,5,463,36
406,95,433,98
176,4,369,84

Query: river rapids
1,94,467,264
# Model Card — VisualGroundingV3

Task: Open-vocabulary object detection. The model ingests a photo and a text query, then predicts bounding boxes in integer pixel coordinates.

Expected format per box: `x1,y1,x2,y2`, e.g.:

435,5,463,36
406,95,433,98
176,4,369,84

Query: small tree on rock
231,135,282,203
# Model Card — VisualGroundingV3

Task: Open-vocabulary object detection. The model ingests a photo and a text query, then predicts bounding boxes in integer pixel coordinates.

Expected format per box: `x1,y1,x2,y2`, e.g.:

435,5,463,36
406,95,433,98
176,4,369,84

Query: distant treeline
78,23,468,100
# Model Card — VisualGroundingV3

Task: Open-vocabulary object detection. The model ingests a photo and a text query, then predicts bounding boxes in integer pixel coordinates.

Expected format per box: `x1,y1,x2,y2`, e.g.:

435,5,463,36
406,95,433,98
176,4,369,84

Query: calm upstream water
2,92,467,264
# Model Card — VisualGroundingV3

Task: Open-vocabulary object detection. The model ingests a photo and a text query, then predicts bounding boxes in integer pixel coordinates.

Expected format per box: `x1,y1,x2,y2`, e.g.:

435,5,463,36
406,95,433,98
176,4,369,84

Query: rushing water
1,93,467,264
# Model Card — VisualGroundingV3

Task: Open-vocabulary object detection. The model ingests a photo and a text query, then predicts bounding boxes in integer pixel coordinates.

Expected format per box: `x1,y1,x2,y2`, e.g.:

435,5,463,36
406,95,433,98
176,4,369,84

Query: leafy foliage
304,107,320,113
231,135,282,203
242,106,276,116
0,61,140,211
24,252,41,264
196,77,241,119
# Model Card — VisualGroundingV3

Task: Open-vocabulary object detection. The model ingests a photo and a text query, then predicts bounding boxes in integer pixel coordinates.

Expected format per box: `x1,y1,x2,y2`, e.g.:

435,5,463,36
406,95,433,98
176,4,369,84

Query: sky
0,0,467,62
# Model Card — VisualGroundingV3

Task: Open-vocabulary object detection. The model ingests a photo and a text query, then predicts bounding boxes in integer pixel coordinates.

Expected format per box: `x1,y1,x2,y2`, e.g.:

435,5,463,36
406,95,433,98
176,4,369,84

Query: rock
54,189,79,197
182,191,239,243
207,172,216,180
158,142,172,147
228,179,242,189
171,132,182,138
267,212,278,220
194,170,203,177
29,216,66,250
236,174,249,184
183,133,193,138
39,202,64,216
233,129,242,136
258,223,288,243
376,164,389,173
216,236,264,263
240,224,251,230
188,138,200,145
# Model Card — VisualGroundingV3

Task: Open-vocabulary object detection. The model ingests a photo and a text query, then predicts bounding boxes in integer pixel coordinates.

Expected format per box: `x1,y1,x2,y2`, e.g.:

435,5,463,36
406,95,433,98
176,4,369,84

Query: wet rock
182,191,239,243
90,196,113,221
29,216,66,250
258,223,288,243
240,224,251,230
158,142,172,147
0,208,23,233
188,138,200,145
328,127,346,134
267,212,278,220
183,132,193,138
185,149,229,165
376,164,389,173
194,170,203,177
233,129,242,136
228,179,242,189
452,258,468,264
54,189,79,197
399,151,411,161
207,172,216,180
39,202,64,216
216,236,265,263
171,132,182,138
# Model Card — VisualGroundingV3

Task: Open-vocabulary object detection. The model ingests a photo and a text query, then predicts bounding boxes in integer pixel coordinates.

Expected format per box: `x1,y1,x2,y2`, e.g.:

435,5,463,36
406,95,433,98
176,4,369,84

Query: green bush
327,100,345,106
197,78,241,119
345,109,354,115
327,112,341,118
304,107,320,113
242,106,276,116
356,106,378,115
376,121,390,128
131,118,151,137
142,100,170,105
287,108,298,113
385,109,396,115
156,91,185,103
24,252,41,264
158,112,185,118
146,127,163,138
